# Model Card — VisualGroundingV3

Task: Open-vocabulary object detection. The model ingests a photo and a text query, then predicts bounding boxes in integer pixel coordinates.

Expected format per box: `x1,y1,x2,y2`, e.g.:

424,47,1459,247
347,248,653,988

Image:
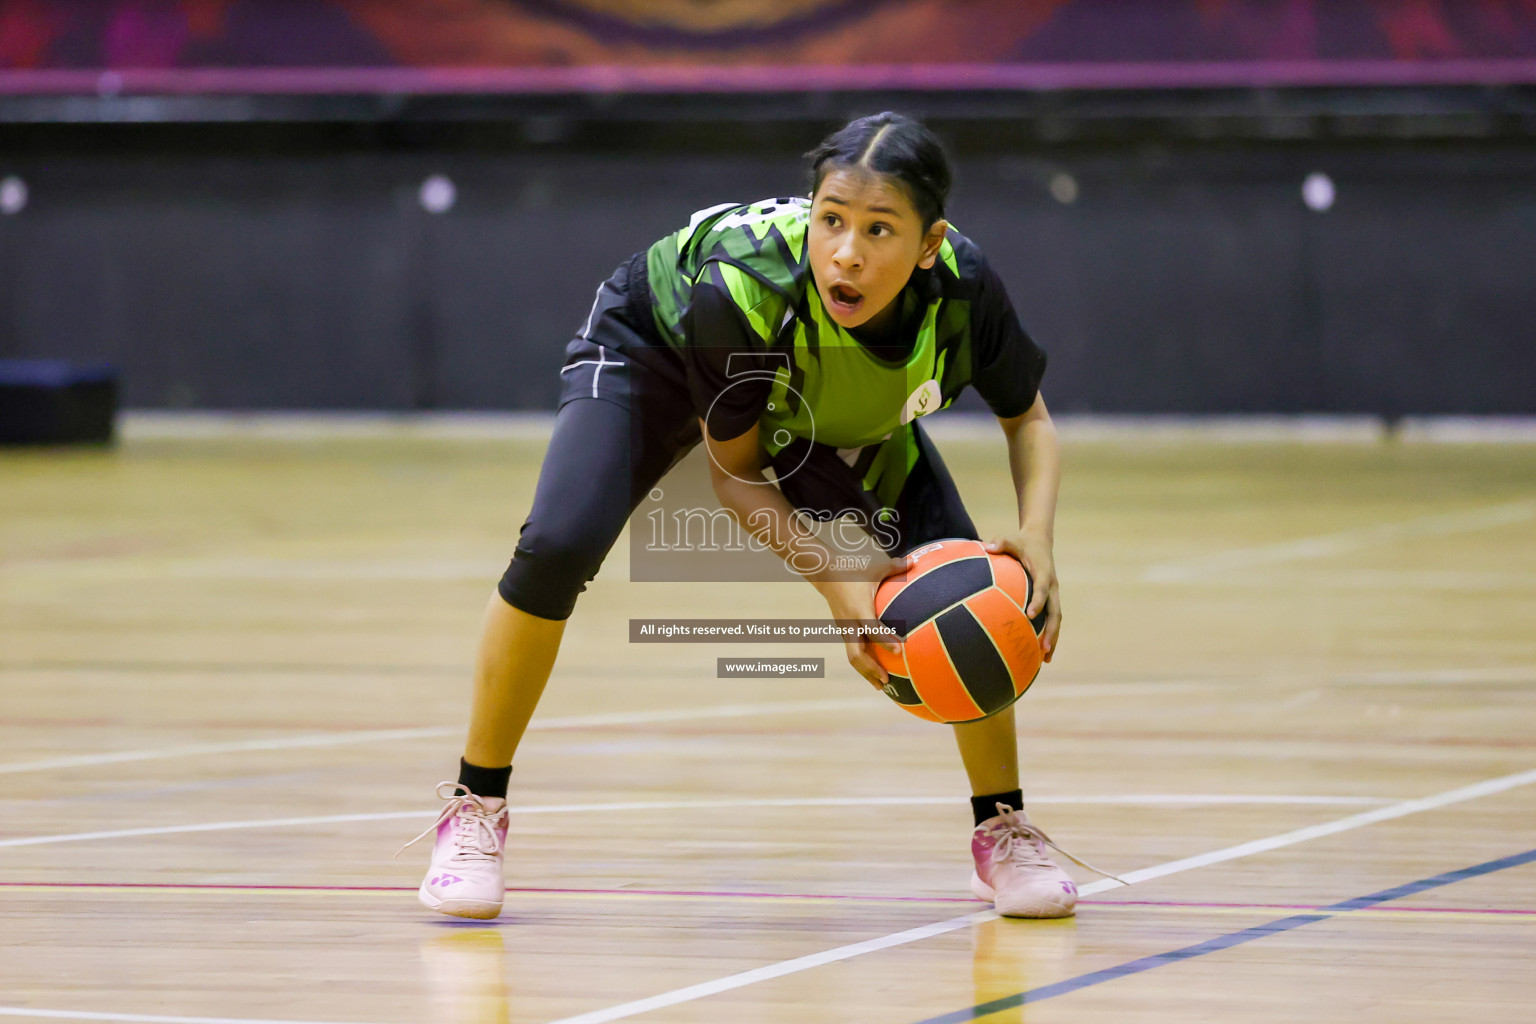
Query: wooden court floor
2,423,1534,1023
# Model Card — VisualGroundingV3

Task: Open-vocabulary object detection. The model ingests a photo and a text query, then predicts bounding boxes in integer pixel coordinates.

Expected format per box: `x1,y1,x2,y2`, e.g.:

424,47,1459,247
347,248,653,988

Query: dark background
1,87,1534,415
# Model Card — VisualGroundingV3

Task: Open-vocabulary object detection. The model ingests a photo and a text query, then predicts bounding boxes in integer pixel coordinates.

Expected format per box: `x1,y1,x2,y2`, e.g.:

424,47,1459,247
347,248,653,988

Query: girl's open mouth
828,283,864,316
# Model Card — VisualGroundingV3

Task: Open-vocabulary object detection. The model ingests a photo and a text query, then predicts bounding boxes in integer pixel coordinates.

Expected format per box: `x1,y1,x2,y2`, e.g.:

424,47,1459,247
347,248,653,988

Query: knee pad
496,522,606,621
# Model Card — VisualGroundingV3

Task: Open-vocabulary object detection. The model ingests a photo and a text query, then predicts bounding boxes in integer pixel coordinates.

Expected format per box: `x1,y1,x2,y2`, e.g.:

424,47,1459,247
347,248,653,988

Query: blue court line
911,846,1536,1024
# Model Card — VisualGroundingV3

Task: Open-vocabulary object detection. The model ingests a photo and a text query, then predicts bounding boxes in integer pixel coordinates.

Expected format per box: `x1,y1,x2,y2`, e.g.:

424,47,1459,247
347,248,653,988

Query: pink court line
1,881,1530,916
0,881,412,893
1081,898,1536,917
0,880,971,903
526,885,967,903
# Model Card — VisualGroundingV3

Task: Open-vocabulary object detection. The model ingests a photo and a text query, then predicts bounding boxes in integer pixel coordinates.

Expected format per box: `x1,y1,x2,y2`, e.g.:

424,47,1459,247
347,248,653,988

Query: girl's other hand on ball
984,532,1062,662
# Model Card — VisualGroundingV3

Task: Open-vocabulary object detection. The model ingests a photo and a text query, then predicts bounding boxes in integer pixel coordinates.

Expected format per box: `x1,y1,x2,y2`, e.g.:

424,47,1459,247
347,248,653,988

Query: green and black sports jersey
642,196,1047,504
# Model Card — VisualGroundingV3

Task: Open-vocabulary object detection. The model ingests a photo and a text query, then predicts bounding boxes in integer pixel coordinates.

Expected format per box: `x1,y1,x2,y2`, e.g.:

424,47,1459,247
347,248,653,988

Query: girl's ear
917,220,949,270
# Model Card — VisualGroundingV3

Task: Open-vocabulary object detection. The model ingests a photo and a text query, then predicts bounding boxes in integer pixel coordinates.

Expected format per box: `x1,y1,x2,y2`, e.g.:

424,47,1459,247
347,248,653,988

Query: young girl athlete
407,112,1084,920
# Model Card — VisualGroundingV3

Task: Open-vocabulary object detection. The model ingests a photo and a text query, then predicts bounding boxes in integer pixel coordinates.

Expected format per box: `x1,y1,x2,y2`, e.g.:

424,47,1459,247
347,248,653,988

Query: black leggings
497,388,696,620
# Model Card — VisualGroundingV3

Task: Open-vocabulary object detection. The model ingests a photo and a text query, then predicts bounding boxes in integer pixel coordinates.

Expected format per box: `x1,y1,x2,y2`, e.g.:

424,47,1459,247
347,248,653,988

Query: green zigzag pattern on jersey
647,198,812,348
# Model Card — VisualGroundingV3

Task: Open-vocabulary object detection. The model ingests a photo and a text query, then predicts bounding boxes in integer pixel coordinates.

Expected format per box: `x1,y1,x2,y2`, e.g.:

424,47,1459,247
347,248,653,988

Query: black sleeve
969,255,1049,419
681,281,774,442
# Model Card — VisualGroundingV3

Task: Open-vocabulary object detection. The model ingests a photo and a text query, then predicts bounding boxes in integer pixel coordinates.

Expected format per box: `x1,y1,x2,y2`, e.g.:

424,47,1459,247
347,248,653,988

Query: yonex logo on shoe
431,874,463,887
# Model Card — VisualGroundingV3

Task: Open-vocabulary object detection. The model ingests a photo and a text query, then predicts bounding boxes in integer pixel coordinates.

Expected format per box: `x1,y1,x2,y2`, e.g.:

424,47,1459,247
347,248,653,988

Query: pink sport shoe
401,782,509,920
970,803,1118,919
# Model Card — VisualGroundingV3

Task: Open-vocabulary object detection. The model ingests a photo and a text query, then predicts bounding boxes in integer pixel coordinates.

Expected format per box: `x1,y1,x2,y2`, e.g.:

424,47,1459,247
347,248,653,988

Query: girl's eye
823,214,839,227
870,224,890,236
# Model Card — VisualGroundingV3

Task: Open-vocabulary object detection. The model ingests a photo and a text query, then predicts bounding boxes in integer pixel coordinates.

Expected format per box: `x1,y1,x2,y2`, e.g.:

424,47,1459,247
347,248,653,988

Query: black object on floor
0,360,119,445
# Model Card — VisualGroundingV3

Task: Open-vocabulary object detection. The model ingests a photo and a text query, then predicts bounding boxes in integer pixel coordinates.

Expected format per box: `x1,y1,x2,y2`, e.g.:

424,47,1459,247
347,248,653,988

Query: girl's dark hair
805,111,952,229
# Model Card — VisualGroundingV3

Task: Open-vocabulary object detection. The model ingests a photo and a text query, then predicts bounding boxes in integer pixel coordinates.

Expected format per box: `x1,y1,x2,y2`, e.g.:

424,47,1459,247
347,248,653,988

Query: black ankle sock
457,758,512,800
971,789,1024,827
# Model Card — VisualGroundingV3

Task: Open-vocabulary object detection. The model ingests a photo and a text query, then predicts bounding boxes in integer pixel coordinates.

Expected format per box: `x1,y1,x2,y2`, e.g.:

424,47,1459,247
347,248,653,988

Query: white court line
540,765,1536,1024
927,413,1387,444
1397,415,1536,443
42,559,1535,588
0,680,1219,778
112,411,1536,446
0,1010,387,1024
0,556,503,581
119,410,556,442
1139,569,1536,592
550,910,1003,1024
0,770,1528,1024
0,664,1521,781
1144,498,1536,583
0,794,1391,850
0,727,458,777
0,698,872,776
1095,765,1536,889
